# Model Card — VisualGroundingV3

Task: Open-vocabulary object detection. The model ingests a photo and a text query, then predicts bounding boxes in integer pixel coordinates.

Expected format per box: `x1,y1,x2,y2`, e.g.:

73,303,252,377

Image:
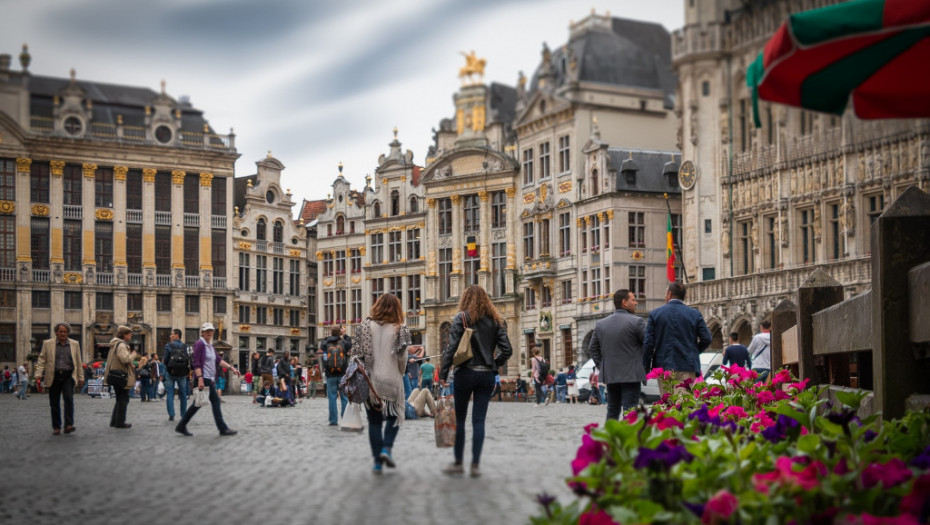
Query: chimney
0,54,11,72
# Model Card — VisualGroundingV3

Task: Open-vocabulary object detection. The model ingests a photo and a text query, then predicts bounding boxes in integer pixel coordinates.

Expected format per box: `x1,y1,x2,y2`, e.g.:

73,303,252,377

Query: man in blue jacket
643,282,712,396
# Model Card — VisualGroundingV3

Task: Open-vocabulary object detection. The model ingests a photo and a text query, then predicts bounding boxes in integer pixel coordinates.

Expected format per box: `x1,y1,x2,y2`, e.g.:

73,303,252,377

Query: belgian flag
466,235,478,258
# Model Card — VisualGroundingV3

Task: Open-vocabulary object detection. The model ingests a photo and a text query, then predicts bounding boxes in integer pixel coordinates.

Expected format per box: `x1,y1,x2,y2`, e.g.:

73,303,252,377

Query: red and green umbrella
748,0,930,126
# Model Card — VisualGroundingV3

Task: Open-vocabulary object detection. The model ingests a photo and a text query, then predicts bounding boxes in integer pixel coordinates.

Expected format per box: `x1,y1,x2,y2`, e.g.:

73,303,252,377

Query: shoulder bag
452,312,474,367
105,341,129,389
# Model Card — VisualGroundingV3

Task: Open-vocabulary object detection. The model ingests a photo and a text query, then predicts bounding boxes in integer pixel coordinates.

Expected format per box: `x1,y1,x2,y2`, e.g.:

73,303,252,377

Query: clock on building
678,160,696,190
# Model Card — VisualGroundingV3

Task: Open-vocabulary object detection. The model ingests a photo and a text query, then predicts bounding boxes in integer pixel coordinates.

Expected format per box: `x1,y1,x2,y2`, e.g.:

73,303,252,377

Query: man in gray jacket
589,289,645,420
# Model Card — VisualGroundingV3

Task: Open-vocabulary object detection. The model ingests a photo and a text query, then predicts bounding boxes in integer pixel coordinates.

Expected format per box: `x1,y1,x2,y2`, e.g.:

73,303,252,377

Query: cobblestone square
0,393,602,525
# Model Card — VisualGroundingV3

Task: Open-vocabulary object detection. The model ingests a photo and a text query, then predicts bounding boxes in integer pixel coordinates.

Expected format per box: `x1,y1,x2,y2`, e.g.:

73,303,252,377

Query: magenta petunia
647,368,672,380
753,456,825,493
772,369,792,385
901,473,930,518
702,489,739,524
723,406,748,421
572,433,606,476
755,390,776,407
861,458,913,489
579,508,618,525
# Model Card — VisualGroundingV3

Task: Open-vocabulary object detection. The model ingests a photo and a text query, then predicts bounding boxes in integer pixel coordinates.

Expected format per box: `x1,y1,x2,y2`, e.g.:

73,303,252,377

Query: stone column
113,166,128,286
425,198,438,302
477,190,491,289
49,161,65,280
200,173,214,289
171,170,185,287
141,168,156,283
450,194,463,299
82,163,97,282
504,187,516,294
14,159,31,363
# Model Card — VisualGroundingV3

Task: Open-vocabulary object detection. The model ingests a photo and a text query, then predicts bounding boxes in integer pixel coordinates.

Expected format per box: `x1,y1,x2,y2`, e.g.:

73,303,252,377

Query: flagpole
664,193,689,284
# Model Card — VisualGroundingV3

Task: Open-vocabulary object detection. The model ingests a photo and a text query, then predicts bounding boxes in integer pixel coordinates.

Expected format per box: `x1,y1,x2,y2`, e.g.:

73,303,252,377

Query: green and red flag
748,0,930,125
666,212,676,282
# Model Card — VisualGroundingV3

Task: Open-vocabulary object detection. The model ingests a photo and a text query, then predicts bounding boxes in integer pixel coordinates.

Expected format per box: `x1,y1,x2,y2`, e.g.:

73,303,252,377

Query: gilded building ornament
63,272,83,284
50,161,65,176
584,216,592,226
239,325,251,333
523,193,535,204
382,178,388,186
82,163,97,178
576,218,583,227
239,242,252,250
426,198,436,208
400,176,406,182
31,204,49,216
478,190,488,201
316,251,323,261
323,279,333,286
142,168,156,182
351,277,361,284
597,212,604,221
290,328,301,336
171,170,186,185
359,247,366,255
16,158,31,172
558,180,572,193
505,187,516,198
289,249,301,257
113,166,128,180
606,209,614,220
95,208,114,221
0,201,14,214
200,173,213,187
450,195,460,204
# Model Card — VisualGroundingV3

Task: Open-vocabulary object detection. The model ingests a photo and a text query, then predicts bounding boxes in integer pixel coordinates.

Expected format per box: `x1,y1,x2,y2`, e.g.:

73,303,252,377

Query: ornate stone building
673,0,930,346
0,47,238,366
231,155,309,369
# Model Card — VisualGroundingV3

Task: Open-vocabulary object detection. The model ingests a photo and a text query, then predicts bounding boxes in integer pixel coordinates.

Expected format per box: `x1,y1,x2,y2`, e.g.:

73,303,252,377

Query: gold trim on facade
523,192,535,204
142,168,156,182
450,195,460,204
95,208,114,220
239,325,251,332
558,180,572,193
31,204,49,216
16,158,31,172
199,173,213,187
171,170,186,185
426,198,436,208
0,201,14,214
238,242,252,250
82,163,97,178
289,249,300,257
478,190,488,201
113,166,128,180
63,272,83,284
289,328,301,336
505,187,516,198
50,161,65,176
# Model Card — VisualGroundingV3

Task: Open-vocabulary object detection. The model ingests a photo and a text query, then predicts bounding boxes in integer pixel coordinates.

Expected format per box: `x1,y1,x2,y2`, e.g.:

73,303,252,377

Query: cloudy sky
1,0,683,209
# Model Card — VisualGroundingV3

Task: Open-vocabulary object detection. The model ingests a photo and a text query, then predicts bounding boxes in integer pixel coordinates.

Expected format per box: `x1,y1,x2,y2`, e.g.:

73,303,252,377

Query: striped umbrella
748,0,930,126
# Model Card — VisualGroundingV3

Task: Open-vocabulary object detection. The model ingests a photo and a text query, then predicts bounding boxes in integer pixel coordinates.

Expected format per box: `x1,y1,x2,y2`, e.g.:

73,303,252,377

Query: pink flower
755,390,776,407
651,412,684,430
772,369,792,385
862,458,913,489
623,410,638,424
787,378,810,392
579,508,618,525
722,406,748,421
753,457,826,493
704,386,725,398
701,490,739,524
901,474,930,518
647,368,672,380
572,433,606,476
708,403,725,418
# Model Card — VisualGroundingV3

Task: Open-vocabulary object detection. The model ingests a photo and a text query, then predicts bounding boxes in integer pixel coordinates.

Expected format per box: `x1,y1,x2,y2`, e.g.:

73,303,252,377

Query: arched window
390,190,400,216
336,215,345,234
373,202,381,218
273,220,284,243
409,196,418,213
256,218,266,240
591,169,599,197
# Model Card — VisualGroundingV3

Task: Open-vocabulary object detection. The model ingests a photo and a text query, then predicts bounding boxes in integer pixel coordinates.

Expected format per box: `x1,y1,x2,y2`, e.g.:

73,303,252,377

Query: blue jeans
366,406,400,464
177,378,229,433
18,379,28,399
326,376,348,425
420,378,433,392
403,374,414,400
164,373,190,419
452,368,495,465
753,368,770,383
556,385,567,403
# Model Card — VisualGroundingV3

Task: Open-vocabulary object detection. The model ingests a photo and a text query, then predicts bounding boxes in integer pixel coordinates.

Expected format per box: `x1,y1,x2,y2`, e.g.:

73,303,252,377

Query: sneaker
442,463,464,476
380,449,396,468
168,416,175,422
372,463,383,475
470,464,481,478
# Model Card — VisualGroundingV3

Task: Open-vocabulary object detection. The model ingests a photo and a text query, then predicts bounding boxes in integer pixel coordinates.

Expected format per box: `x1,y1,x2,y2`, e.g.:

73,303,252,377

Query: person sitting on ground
515,375,527,402
254,382,274,406
407,387,437,418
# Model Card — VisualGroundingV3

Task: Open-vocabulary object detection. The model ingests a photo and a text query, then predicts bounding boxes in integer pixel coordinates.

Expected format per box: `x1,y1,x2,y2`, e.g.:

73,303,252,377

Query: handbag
105,369,128,390
434,396,456,448
452,312,474,367
339,356,382,410
193,388,208,407
340,403,364,432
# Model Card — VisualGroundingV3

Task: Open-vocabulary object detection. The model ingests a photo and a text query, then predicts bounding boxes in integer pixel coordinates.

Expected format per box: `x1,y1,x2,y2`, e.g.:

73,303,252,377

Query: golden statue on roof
459,51,486,85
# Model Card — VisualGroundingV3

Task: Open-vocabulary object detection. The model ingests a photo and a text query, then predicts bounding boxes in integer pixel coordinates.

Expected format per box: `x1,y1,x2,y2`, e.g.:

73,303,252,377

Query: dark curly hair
457,285,503,326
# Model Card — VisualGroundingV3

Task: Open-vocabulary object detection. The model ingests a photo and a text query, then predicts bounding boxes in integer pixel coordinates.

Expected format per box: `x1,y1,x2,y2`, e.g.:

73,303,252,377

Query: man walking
722,332,751,370
643,282,712,396
16,361,28,399
163,329,190,422
35,322,85,434
531,345,547,406
747,320,772,382
259,348,275,393
320,326,350,426
589,289,646,419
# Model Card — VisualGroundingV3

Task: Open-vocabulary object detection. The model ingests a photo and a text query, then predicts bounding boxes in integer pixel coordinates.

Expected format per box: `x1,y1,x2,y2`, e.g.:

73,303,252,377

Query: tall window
829,203,844,260
591,267,602,298
765,216,777,270
406,229,420,260
558,135,571,173
127,224,142,274
127,293,142,312
336,215,345,235
156,294,171,312
389,231,402,262
439,248,452,301
371,233,384,264
184,227,198,276
464,244,480,286
590,215,600,251
155,225,170,274
63,165,82,206
0,216,11,270
629,265,646,298
290,309,300,327
214,296,226,314
255,255,267,292
96,293,114,311
800,209,815,264
559,212,571,257
95,221,113,272
322,251,333,277
628,212,645,247
388,276,402,299
63,219,82,271
256,219,266,241
409,196,418,213
737,220,753,275
373,202,382,218
273,308,284,326
868,194,885,224
438,198,452,235
212,177,226,216
289,259,301,296
272,257,284,294
273,221,284,243
183,174,198,213
591,169,599,197
350,248,361,273
407,275,421,312
560,280,573,304
522,147,534,185
126,169,142,210
334,250,345,275
739,99,749,152
239,253,250,291
31,162,49,203
491,191,506,229
256,306,267,324
525,287,536,309
212,229,226,278
541,285,552,308
335,290,346,323
323,291,334,324
154,172,171,211
463,195,480,232
31,218,50,270
539,141,551,179
539,218,550,256
390,190,400,216
523,222,534,260
65,291,82,310
351,289,362,323
238,303,251,323
490,242,506,297
371,278,384,304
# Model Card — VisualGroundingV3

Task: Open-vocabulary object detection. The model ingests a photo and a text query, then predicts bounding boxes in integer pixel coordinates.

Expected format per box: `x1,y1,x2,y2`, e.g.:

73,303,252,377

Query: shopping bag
434,396,456,448
157,380,166,397
340,403,364,432
193,388,208,407
452,313,474,366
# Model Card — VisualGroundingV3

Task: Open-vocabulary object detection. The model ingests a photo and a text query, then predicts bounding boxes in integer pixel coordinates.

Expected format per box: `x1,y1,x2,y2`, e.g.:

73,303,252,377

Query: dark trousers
534,380,545,404
178,378,229,432
605,382,641,421
48,372,75,429
453,368,495,465
110,387,130,427
365,406,400,464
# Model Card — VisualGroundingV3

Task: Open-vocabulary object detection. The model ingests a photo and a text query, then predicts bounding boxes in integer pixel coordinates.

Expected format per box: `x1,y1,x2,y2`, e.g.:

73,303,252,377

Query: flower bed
531,366,930,524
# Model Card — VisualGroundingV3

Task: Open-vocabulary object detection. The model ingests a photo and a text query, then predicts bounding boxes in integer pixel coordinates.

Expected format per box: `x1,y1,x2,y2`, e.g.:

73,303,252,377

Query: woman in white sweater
352,293,411,475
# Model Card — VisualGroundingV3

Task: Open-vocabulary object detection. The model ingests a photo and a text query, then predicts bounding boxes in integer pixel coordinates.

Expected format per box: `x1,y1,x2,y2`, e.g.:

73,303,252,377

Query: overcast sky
0,0,684,211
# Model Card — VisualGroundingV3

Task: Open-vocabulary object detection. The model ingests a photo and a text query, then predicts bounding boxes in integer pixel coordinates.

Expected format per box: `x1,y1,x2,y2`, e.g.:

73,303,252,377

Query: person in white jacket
747,320,772,382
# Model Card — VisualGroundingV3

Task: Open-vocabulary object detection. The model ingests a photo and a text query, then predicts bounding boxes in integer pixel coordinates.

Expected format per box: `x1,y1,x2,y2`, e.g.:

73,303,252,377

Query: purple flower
863,429,879,443
761,414,800,444
683,501,706,518
688,404,738,432
911,445,930,470
634,441,695,471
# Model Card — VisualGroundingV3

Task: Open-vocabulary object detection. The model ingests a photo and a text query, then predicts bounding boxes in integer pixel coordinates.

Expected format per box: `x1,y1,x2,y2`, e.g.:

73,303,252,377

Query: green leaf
834,389,866,409
797,434,822,454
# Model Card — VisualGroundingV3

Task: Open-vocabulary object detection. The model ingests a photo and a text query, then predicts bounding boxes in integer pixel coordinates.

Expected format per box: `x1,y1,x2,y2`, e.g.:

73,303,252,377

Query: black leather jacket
439,312,513,381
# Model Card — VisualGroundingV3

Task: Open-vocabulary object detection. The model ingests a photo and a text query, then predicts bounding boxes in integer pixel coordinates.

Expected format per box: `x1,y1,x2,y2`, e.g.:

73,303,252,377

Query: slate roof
489,82,517,126
607,148,682,194
233,175,257,213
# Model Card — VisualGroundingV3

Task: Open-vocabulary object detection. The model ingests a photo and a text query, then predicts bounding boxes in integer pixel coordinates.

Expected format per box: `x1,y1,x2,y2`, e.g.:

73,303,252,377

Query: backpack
166,345,190,377
535,357,549,380
324,342,348,376
3,369,9,380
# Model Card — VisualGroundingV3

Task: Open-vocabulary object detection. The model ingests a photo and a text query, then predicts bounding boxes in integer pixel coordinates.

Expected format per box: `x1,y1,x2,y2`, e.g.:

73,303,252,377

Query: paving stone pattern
0,394,603,525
